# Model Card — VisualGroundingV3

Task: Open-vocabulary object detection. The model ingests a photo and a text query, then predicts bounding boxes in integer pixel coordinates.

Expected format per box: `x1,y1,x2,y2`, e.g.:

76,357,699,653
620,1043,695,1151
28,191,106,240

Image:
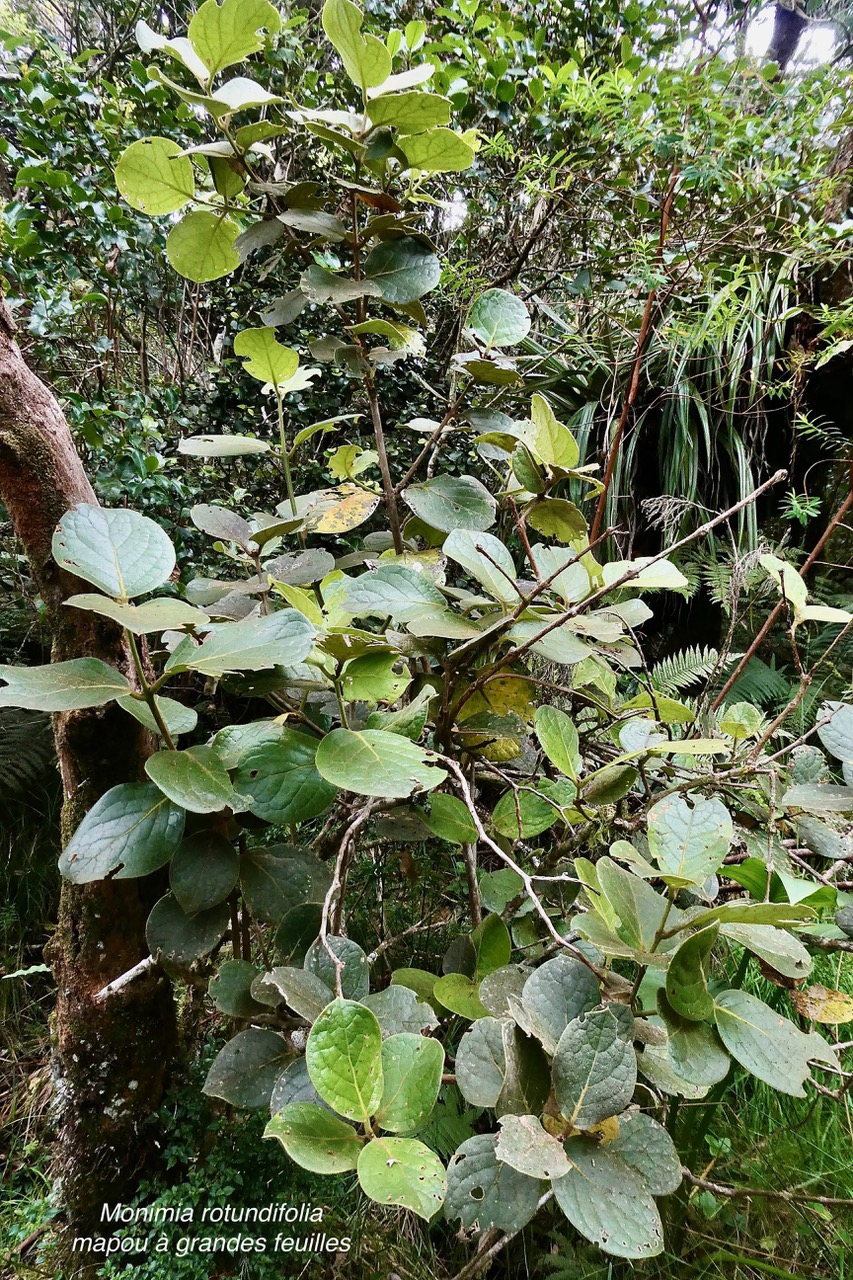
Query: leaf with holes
495,1114,571,1179
59,783,184,882
445,1133,542,1232
357,1137,446,1219
53,504,175,599
306,999,383,1123
405,478,496,535
553,1137,664,1259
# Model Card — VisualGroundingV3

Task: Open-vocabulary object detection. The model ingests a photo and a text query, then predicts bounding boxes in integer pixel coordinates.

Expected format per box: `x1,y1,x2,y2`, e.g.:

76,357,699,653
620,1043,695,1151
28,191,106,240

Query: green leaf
665,925,718,1021
322,0,391,89
203,1029,291,1109
495,1114,571,1179
181,609,315,677
400,128,475,173
315,728,446,799
53,503,175,599
342,652,410,704
166,210,240,282
456,1017,549,1115
581,764,638,807
759,553,807,613
714,988,838,1096
306,998,384,1122
552,1008,636,1129
527,499,588,543
146,893,229,968
467,288,530,348
178,433,271,457
239,845,332,924
553,1137,664,1259
817,701,853,762
59,782,184,883
344,563,445,624
66,594,208,634
404,477,496,535
720,700,764,740
268,1056,323,1112
115,136,194,215
361,985,438,1037
0,659,131,712
602,557,688,591
609,1110,682,1195
367,91,451,133
433,973,489,1020
255,966,333,1023
682,900,816,931
443,528,516,601
264,1102,362,1172
188,0,280,75
472,915,512,980
719,922,812,979
364,236,441,303
782,784,853,813
300,264,382,304
233,728,337,825
596,857,679,953
535,705,581,780
170,832,238,913
375,1034,444,1132
527,394,579,469
420,793,477,845
117,694,198,739
445,1134,542,1233
479,963,528,1016
492,785,568,839
358,1136,446,1219
657,992,730,1086
515,955,601,1055
305,936,370,1001
209,959,267,1019
145,745,238,814
647,795,732,887
234,327,299,386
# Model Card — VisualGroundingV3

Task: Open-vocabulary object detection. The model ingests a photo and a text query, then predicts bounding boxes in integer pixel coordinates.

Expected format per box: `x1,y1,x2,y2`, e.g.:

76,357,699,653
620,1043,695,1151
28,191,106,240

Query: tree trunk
0,298,177,1262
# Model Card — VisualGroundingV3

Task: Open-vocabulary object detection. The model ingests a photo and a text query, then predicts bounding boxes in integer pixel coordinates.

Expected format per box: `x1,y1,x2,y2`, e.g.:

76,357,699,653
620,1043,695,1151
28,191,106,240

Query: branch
682,1167,853,1209
94,955,157,1002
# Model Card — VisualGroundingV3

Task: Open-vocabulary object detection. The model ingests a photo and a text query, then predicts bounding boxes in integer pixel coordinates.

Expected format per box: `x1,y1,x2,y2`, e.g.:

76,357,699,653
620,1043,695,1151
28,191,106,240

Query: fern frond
651,646,719,694
0,709,55,805
726,657,794,707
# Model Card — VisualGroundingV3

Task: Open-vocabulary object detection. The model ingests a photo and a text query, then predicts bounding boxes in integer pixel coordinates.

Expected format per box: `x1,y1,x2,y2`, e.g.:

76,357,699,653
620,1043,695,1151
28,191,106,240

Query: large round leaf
52,504,176,599
203,1028,291,1109
166,210,240,282
233,728,337,824
59,782,184,883
445,1134,542,1233
170,832,238,914
553,1137,664,1259
264,1102,362,1172
233,327,299,386
115,136,194,215
647,794,733,887
375,1034,444,1133
188,0,280,76
180,608,315,677
357,1137,446,1219
209,959,267,1019
0,659,131,712
360,985,439,1038
403,475,496,533
495,1114,571,1180
364,236,441,303
239,845,332,924
145,893,228,968
468,289,531,348
305,935,370,1001
517,955,602,1055
315,728,446,799
306,999,384,1123
400,128,474,174
145,745,238,815
552,1007,636,1129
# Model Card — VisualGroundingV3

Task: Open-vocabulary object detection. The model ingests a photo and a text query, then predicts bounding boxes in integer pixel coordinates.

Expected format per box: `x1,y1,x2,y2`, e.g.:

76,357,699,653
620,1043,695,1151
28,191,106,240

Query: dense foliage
2,0,853,1277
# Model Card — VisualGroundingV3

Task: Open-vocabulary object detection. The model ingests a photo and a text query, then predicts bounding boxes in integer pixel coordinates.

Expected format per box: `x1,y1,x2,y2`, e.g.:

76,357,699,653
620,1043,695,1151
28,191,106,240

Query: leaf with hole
445,1133,542,1233
553,1137,664,1259
405,478,496,535
233,729,337,825
495,1114,571,1179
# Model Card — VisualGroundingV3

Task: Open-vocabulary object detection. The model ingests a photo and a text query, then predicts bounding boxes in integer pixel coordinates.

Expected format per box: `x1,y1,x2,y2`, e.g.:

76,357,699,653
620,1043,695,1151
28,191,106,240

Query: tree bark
0,298,176,1261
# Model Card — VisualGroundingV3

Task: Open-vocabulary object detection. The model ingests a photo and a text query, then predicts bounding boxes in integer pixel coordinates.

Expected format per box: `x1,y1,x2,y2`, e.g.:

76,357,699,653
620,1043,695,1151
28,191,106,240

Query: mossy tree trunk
0,298,177,1262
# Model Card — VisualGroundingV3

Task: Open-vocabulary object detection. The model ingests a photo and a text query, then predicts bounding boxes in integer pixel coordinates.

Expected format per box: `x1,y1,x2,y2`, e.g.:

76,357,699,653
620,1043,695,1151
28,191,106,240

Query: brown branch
682,1167,853,1209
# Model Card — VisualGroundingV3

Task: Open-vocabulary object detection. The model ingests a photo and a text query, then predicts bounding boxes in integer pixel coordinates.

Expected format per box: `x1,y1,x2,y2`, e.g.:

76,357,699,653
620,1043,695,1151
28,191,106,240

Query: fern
0,709,55,807
726,657,794,707
651,646,719,695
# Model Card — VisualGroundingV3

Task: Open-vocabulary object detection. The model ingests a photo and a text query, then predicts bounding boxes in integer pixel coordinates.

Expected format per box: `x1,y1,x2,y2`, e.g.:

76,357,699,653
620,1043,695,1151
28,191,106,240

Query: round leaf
552,1008,636,1129
445,1134,542,1233
146,893,228,968
115,136,194,215
203,1028,291,1109
166,210,240,282
264,1102,362,1172
305,935,370,1001
170,832,238,913
364,236,441,303
53,504,176,599
315,728,446,799
233,728,337,825
376,1033,444,1132
59,782,184,883
553,1138,664,1259
145,745,237,814
357,1137,446,1220
306,998,384,1122
239,845,332,924
403,475,496,533
468,289,531,348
